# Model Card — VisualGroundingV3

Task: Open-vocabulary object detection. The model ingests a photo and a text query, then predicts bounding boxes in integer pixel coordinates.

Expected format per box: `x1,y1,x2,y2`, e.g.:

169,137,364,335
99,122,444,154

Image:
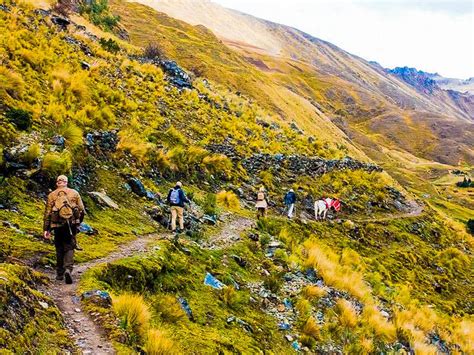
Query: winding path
39,233,165,354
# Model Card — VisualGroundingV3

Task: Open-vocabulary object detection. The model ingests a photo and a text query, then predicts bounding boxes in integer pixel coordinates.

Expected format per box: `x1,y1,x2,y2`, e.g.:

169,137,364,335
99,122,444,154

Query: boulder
127,177,147,197
81,290,112,308
88,191,119,209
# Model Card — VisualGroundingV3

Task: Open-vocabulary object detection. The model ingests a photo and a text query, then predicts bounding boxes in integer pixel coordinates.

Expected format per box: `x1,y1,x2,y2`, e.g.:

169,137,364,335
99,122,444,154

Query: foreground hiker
255,186,268,219
283,188,296,218
167,181,189,234
43,175,85,284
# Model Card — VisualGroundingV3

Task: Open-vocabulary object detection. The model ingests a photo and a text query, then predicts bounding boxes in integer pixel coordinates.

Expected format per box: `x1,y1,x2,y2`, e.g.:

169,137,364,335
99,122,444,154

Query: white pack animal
314,198,341,220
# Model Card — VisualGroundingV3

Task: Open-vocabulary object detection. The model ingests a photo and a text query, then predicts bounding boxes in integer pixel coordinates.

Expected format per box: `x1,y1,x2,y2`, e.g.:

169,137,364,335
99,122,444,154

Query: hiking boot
64,271,73,284
56,274,64,281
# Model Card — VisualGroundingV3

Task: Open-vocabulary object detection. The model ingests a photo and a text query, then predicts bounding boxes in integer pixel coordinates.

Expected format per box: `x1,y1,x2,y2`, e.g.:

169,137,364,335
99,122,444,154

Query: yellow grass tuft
58,122,83,148
301,285,327,300
112,293,151,337
152,294,186,323
304,241,372,301
336,299,358,328
144,328,176,355
362,303,396,342
216,190,240,210
302,317,320,339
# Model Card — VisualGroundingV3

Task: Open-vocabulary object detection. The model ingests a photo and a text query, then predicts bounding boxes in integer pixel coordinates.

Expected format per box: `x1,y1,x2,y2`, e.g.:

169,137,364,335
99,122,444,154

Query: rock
85,130,118,152
38,301,49,309
78,222,97,235
74,308,81,313
203,214,218,225
248,233,259,241
127,177,147,197
158,60,192,89
204,273,225,289
279,322,291,330
231,255,247,268
292,341,301,351
81,290,112,308
285,334,294,342
277,304,285,312
178,297,194,321
380,310,390,318
88,191,119,209
51,135,66,149
51,16,70,29
81,61,91,70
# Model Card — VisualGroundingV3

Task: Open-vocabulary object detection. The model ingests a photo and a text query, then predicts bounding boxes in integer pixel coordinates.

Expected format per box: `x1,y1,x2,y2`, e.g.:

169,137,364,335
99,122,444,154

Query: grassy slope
0,1,472,353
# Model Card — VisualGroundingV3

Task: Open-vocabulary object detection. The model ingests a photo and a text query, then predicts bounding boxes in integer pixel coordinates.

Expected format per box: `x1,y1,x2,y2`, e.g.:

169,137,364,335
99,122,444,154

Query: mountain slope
121,0,474,167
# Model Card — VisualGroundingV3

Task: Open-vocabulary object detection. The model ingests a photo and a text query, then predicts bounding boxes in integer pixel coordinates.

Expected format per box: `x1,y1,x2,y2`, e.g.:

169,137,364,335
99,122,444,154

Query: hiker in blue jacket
283,189,296,218
166,181,189,233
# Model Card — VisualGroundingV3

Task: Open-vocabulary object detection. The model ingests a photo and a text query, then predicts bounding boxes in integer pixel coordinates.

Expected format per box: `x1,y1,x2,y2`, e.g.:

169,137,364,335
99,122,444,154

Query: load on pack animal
314,197,341,220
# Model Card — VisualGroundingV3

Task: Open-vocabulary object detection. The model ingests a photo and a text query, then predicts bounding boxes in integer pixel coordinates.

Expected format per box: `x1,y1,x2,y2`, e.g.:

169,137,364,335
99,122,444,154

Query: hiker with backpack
255,186,268,219
167,181,189,234
283,188,296,218
43,175,85,284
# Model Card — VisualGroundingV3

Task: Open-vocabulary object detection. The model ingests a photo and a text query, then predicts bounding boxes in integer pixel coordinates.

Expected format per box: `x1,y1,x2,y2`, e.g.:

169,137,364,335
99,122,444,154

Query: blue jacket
167,187,189,207
284,191,296,205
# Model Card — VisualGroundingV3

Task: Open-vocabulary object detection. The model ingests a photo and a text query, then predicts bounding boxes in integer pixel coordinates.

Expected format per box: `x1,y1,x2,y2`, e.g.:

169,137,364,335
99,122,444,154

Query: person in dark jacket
283,189,296,218
166,181,189,233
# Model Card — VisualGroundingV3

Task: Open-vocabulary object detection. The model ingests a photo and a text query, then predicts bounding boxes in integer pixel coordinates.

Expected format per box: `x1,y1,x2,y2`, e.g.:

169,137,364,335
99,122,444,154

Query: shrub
301,285,327,300
6,108,32,131
99,38,120,53
80,0,120,31
41,151,72,177
263,272,283,293
0,66,24,100
295,298,311,320
467,219,474,235
58,123,83,148
144,43,164,59
112,293,150,338
302,317,320,339
152,294,186,323
221,286,240,309
216,190,240,210
335,299,358,328
202,193,218,216
144,328,176,355
202,154,232,177
164,126,187,146
21,144,41,166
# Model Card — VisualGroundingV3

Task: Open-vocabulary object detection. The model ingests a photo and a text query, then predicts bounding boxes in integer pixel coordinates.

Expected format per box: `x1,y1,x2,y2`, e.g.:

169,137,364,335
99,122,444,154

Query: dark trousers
53,224,77,276
257,207,266,219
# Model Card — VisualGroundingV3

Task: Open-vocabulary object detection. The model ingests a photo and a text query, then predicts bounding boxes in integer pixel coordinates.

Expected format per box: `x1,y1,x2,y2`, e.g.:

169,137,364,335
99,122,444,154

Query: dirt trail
39,233,164,355
352,200,424,223
201,216,254,250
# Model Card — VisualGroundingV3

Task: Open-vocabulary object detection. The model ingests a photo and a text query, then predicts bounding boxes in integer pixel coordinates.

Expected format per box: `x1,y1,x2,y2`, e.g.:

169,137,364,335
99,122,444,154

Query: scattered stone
51,135,66,149
78,222,97,235
204,273,225,289
88,191,119,209
178,297,194,321
127,177,147,197
85,130,118,152
203,214,218,225
278,322,291,330
38,301,49,309
74,308,81,313
51,16,70,29
81,61,91,70
231,255,247,268
81,290,112,308
290,122,304,134
285,334,294,342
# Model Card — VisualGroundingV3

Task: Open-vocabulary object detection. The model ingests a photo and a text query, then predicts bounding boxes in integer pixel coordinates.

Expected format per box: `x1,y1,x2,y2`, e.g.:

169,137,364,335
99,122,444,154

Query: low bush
144,328,176,355
216,190,239,210
6,108,32,131
21,144,41,166
151,294,186,323
41,151,72,177
112,293,150,339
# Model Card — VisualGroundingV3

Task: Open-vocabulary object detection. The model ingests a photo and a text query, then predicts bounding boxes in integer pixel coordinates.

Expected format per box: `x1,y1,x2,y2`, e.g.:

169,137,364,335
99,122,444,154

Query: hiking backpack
169,188,181,205
53,190,76,223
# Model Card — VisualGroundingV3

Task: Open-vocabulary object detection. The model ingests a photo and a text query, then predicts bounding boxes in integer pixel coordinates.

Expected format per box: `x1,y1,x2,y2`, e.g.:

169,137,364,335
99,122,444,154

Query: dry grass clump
361,304,396,342
152,294,186,323
449,319,474,353
58,122,83,148
117,129,151,162
144,328,176,355
301,285,327,300
41,151,72,176
335,299,358,328
216,190,240,210
302,317,320,339
304,241,371,301
112,293,151,337
21,144,41,165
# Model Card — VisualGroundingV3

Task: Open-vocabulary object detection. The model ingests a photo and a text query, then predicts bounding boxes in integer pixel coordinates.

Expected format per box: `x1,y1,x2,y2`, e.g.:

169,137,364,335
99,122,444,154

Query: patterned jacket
43,187,85,231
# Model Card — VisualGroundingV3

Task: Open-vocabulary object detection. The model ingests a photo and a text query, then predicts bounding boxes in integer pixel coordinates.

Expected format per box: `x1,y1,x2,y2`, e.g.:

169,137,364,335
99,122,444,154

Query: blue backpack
169,188,181,204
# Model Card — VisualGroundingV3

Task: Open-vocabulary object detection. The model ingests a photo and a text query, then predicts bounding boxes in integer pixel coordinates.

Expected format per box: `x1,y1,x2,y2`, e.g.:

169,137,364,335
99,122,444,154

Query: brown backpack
52,190,76,223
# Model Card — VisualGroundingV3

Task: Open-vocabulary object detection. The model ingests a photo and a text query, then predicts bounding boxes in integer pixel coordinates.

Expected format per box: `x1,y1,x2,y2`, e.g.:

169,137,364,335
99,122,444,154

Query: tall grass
216,190,240,210
112,293,151,338
144,328,176,355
